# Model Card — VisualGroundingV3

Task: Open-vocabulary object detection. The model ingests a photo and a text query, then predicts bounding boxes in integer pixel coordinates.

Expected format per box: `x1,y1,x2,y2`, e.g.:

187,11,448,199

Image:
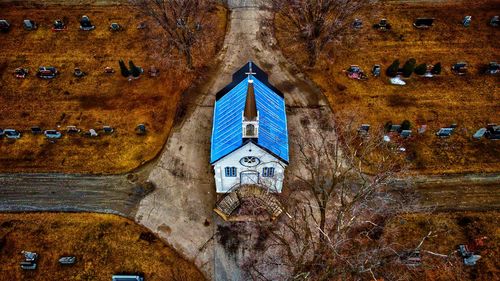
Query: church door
240,171,259,185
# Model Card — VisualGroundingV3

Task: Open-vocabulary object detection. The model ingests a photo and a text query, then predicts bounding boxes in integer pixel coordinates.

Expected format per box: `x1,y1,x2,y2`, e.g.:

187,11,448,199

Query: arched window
224,167,237,177
246,124,255,136
262,167,275,177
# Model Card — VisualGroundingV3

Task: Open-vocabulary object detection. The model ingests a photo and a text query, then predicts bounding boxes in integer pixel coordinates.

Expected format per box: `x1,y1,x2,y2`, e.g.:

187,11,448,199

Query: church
210,61,289,195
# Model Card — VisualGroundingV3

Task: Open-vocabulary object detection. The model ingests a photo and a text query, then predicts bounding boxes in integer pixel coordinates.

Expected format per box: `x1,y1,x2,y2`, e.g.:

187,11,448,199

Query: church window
240,156,260,167
246,124,255,136
262,167,275,177
225,167,237,177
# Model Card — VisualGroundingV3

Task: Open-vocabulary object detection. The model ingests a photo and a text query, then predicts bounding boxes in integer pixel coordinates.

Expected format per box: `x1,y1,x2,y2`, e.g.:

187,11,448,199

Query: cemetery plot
0,213,205,281
382,211,499,281
276,0,499,174
0,2,227,173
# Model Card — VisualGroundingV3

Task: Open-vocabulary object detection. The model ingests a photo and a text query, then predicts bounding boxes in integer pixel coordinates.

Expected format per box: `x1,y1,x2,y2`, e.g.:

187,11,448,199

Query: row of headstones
0,16,133,32
358,122,500,140
353,16,499,29
0,124,147,140
14,60,159,79
346,61,498,83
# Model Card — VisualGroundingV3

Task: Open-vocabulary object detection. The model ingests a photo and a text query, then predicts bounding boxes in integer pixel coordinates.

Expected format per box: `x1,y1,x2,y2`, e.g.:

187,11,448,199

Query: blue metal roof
211,73,288,164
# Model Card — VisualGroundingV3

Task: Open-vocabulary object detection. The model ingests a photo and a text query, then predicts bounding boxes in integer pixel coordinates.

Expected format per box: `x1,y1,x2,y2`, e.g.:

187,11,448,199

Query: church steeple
242,62,259,139
244,79,257,120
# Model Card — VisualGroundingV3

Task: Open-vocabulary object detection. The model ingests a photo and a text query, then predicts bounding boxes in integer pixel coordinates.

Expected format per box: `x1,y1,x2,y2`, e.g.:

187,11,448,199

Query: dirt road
411,174,500,211
134,0,332,279
0,173,142,216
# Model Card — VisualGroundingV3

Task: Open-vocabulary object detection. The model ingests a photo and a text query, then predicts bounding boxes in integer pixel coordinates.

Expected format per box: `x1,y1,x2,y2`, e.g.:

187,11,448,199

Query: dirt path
133,1,331,279
0,173,141,216
412,174,500,211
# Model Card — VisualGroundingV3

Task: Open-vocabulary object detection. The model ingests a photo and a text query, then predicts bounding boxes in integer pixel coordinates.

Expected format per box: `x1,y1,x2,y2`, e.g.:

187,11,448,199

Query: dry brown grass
382,211,499,280
0,2,227,174
275,0,499,174
0,212,205,281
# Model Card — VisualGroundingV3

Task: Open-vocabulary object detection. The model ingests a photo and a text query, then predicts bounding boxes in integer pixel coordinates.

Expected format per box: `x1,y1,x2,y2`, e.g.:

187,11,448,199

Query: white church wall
213,142,286,193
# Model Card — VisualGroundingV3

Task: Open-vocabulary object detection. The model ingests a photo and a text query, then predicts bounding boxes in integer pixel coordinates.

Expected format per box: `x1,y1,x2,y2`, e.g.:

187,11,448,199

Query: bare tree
245,113,416,280
271,0,373,67
129,0,215,69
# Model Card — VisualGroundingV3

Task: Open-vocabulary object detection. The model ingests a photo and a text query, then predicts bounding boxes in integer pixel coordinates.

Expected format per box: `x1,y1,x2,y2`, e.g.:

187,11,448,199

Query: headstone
390,76,406,85
473,128,486,139
490,16,499,27
418,125,427,134
23,19,36,30
353,18,363,29
31,127,42,134
80,15,95,30
400,130,412,138
136,124,146,135
464,255,481,266
89,129,98,137
413,18,434,28
103,126,114,134
463,16,472,27
67,126,80,134
0,19,10,32
104,67,114,73
53,19,65,30
110,23,121,31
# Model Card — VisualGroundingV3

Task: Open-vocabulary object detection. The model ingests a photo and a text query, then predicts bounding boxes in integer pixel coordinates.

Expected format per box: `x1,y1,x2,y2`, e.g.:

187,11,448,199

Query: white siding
213,142,286,193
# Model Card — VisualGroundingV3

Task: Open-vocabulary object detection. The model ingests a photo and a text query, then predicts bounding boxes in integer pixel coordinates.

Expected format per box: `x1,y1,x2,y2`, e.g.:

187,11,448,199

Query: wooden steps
214,185,283,220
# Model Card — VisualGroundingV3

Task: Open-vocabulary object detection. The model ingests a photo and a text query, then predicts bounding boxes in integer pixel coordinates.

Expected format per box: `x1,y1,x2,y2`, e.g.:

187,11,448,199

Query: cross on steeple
245,62,256,80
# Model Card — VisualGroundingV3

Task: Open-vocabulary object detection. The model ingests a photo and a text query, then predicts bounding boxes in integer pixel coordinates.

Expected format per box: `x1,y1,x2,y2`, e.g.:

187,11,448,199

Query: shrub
119,59,130,78
386,59,400,77
402,58,416,77
129,60,141,78
414,63,427,75
139,232,157,243
384,121,393,132
432,62,442,75
401,120,411,130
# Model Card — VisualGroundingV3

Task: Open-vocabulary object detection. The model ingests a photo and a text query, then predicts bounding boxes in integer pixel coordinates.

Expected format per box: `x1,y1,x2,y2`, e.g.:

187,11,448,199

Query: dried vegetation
0,212,205,281
0,1,227,173
275,0,499,174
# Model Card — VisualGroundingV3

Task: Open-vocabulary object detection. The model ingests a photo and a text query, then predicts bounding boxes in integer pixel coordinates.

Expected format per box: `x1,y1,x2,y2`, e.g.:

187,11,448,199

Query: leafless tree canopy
271,0,373,66
129,0,215,69
245,114,417,280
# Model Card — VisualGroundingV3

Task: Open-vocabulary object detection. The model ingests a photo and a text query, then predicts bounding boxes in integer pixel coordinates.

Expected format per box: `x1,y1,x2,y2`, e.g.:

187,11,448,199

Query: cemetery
0,1,497,280
0,213,204,280
275,0,499,174
0,1,227,173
